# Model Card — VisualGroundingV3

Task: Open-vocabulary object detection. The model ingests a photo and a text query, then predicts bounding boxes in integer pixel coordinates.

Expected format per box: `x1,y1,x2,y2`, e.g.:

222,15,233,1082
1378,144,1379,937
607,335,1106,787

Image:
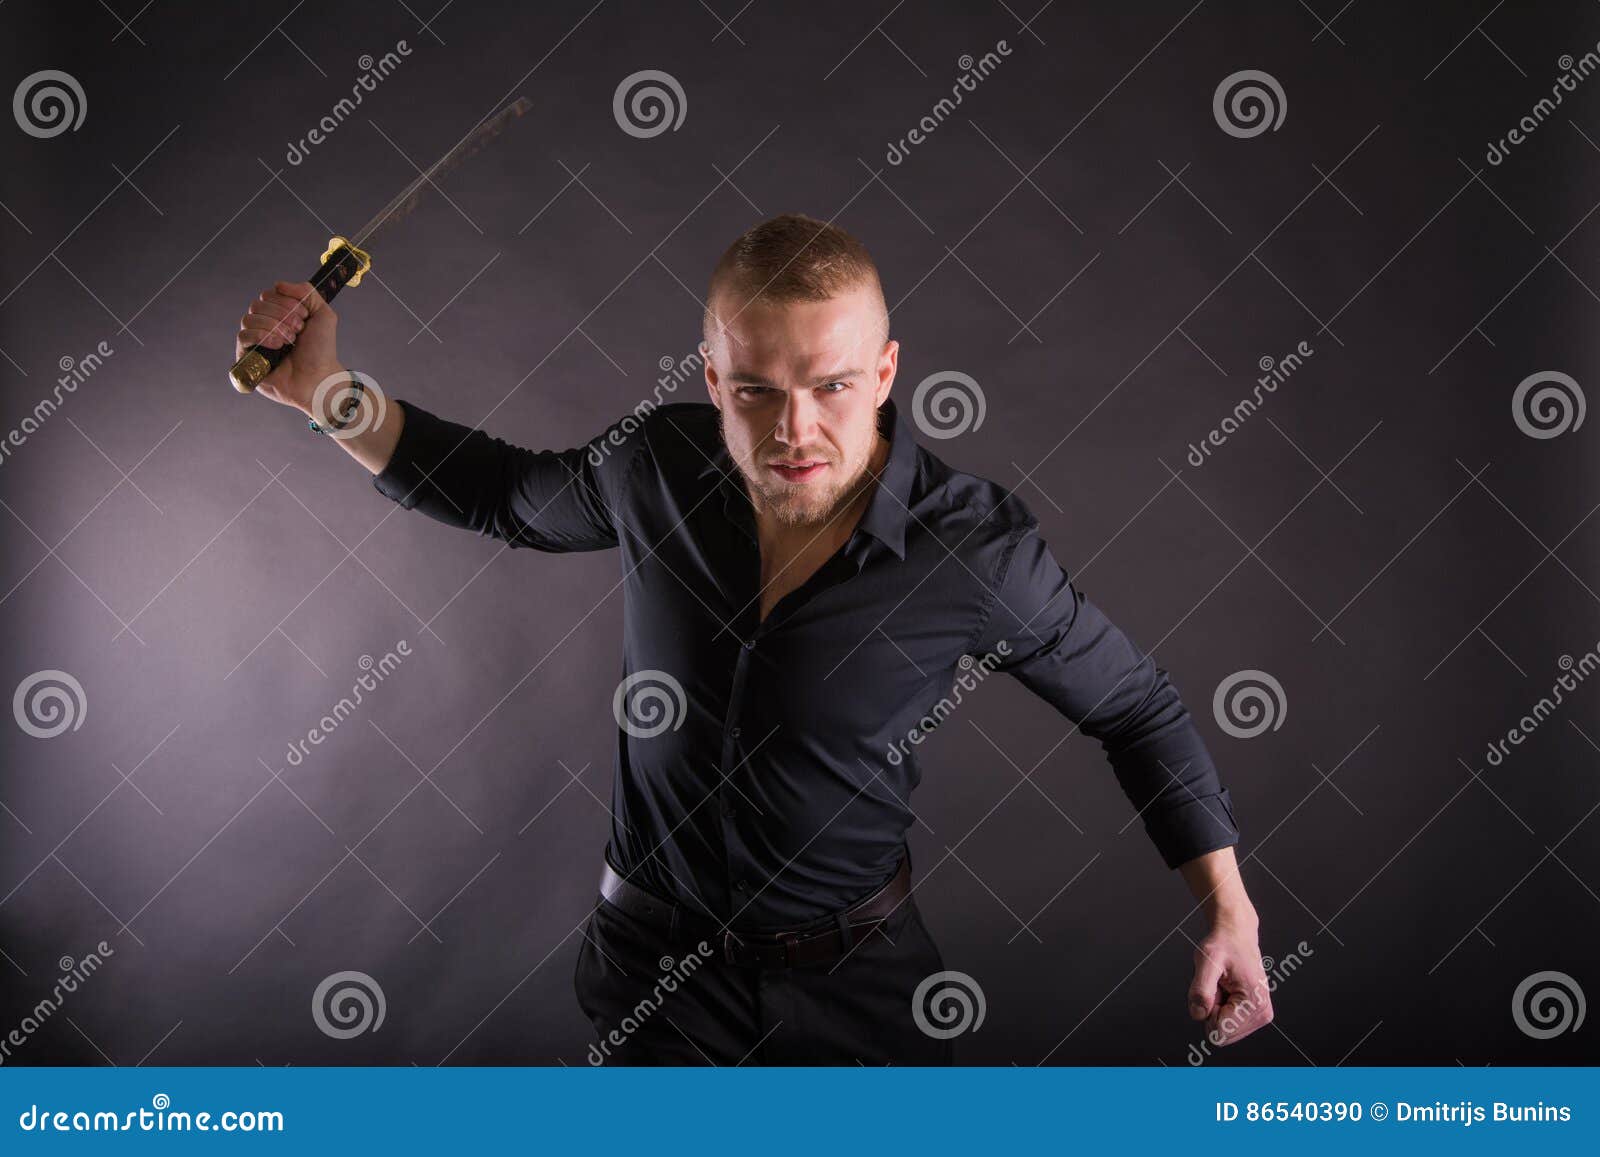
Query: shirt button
742,638,755,650
722,804,737,819
735,879,750,892
729,726,742,741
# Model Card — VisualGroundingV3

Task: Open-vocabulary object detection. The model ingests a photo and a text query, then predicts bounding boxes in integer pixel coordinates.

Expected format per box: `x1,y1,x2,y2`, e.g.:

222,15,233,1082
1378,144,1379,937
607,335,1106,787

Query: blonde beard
726,434,884,530
744,455,864,528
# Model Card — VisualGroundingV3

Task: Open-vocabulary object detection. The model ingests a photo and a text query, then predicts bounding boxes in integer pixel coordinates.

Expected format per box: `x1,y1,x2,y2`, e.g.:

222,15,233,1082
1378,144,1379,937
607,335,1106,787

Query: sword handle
229,236,373,393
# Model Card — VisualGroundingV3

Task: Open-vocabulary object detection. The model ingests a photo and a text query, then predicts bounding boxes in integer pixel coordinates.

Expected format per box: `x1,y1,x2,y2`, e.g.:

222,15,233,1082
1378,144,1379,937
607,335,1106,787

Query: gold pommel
229,348,272,393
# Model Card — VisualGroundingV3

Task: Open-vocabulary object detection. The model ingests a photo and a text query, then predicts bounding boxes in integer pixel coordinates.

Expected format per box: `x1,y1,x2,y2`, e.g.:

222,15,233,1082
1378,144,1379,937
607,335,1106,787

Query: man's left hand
1188,918,1273,1045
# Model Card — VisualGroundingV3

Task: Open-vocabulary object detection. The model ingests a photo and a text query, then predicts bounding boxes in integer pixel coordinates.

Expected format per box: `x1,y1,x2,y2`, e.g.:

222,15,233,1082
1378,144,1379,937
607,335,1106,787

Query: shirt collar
696,396,916,560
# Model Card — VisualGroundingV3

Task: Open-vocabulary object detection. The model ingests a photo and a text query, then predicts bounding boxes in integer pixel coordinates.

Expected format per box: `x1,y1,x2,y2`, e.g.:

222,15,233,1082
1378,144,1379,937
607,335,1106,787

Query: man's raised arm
234,279,634,553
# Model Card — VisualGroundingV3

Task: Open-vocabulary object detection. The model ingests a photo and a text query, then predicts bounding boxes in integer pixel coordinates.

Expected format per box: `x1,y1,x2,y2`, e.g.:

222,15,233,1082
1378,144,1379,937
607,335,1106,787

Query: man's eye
819,381,847,393
735,385,769,398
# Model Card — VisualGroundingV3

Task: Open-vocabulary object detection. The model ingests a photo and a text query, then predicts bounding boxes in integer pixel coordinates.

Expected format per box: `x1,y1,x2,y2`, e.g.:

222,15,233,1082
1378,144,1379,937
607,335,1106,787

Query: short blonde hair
703,213,888,351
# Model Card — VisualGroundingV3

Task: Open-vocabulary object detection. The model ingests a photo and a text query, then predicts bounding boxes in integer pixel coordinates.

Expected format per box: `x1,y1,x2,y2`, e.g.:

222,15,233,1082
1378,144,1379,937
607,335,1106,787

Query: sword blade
350,96,532,249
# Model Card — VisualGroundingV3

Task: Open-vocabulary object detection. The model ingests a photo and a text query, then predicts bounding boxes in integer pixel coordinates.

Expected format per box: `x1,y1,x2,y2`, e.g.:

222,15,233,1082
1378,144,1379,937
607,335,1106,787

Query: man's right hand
236,279,404,475
234,280,344,414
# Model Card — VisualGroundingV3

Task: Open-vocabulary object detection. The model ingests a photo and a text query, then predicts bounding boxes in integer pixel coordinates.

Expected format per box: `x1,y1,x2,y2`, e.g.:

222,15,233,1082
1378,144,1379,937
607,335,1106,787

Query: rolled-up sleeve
972,523,1239,868
371,399,647,553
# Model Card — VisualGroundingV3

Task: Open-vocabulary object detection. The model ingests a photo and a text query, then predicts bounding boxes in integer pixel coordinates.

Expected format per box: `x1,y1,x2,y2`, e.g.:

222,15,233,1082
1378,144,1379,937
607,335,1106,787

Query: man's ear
875,339,899,406
702,341,719,404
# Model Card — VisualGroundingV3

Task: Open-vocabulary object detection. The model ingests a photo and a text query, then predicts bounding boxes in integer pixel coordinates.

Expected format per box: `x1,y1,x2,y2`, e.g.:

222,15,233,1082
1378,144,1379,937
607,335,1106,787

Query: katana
229,96,532,393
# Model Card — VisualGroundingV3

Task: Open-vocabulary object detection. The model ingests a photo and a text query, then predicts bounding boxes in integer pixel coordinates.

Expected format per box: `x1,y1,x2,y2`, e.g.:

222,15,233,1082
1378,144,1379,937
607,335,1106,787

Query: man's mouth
767,459,829,483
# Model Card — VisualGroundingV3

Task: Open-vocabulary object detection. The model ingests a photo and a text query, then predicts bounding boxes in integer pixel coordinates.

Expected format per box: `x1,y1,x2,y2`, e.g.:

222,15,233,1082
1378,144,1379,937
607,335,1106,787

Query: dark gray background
2,0,1596,1065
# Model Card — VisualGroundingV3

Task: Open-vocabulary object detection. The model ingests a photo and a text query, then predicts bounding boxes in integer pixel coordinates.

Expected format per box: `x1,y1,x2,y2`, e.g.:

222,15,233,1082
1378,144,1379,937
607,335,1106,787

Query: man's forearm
297,362,404,475
1178,845,1258,927
1178,844,1273,1042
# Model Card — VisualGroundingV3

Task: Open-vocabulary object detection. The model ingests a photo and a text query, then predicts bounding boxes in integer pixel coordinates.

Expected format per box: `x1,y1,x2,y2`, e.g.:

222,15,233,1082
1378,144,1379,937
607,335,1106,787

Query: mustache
714,411,831,467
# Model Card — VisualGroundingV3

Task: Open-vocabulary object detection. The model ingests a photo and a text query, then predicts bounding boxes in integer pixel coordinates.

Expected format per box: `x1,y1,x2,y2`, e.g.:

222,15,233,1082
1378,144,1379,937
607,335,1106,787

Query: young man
235,213,1271,1064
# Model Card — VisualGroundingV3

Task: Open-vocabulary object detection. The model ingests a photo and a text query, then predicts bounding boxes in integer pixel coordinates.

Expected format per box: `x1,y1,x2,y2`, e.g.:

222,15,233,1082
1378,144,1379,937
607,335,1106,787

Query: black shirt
372,395,1239,929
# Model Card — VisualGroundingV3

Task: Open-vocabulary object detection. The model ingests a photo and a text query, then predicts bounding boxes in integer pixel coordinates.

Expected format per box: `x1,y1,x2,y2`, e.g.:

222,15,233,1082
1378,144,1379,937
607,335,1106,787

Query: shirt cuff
370,399,433,510
1143,787,1240,870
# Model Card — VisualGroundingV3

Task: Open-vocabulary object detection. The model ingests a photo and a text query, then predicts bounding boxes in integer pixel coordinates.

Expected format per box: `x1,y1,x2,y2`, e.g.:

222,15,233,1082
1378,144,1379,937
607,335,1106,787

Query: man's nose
775,391,819,446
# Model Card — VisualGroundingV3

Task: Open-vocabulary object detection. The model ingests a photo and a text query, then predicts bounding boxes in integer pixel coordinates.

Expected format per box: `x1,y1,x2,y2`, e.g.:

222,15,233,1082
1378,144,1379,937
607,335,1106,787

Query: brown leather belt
597,851,911,969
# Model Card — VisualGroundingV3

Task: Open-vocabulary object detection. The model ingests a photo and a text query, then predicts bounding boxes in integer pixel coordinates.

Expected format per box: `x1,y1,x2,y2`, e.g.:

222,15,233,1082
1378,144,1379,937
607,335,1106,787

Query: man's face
704,282,897,530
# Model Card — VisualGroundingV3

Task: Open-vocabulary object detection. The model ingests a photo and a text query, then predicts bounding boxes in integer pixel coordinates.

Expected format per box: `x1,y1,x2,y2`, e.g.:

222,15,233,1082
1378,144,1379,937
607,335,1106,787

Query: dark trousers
573,889,955,1065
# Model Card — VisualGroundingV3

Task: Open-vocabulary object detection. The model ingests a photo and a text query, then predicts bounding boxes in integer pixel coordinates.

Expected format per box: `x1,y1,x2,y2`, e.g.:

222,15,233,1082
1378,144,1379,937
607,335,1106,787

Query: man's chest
618,502,989,722
757,538,847,624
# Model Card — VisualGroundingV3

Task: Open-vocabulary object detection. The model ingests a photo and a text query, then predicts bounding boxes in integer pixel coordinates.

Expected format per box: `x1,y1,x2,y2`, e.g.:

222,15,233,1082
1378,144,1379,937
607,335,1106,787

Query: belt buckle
722,928,800,967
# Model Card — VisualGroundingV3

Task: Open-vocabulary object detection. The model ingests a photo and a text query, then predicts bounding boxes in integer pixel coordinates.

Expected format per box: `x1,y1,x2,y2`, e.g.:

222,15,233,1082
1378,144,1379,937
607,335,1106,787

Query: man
235,213,1271,1064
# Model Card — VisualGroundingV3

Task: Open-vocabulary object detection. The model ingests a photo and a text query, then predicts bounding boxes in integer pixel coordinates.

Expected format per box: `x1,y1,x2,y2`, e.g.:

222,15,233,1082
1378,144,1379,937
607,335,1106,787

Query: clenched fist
234,280,343,414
